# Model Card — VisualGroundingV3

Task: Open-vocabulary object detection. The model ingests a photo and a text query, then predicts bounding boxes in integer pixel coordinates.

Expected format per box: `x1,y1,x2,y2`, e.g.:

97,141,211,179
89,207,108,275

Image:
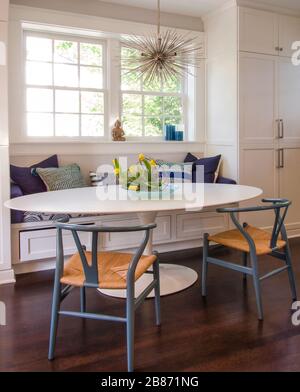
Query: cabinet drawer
102,215,171,250
176,212,228,240
19,228,91,262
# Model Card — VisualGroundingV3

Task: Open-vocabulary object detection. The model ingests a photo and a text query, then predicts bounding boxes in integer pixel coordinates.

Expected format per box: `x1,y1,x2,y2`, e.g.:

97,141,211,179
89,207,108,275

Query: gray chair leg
80,287,86,313
126,282,135,372
153,258,161,326
243,252,248,282
48,281,61,360
251,254,264,320
202,233,209,297
284,245,297,302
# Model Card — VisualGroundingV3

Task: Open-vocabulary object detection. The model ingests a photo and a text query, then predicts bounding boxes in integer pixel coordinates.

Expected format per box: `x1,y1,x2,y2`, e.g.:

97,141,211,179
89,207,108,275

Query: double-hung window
22,28,194,142
25,31,106,138
120,47,186,139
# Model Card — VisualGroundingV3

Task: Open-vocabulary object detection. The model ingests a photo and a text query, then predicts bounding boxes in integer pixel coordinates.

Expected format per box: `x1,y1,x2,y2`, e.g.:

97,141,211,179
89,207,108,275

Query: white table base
98,263,198,299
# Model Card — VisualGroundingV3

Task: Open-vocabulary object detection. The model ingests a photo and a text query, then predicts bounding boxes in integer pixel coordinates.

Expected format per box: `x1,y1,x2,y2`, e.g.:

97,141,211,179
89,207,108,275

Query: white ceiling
103,0,300,17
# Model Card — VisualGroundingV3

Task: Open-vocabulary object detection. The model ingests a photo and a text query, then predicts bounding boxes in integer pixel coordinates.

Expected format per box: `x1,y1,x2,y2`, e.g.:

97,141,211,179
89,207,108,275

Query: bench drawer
176,212,228,240
102,215,171,250
19,228,91,262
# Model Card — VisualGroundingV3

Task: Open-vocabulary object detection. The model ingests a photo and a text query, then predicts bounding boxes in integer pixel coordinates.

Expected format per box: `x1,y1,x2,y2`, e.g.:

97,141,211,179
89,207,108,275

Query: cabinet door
279,15,300,58
279,148,300,235
278,57,300,143
0,0,8,22
239,148,278,229
239,53,277,143
239,7,279,55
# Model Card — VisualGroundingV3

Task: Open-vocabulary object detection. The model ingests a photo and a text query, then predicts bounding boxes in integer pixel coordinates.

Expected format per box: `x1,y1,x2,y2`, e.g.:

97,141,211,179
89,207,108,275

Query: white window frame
8,7,205,145
23,29,108,142
120,46,188,141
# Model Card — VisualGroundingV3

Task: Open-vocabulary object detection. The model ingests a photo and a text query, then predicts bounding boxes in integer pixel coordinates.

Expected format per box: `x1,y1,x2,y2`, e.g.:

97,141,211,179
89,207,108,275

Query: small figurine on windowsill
112,119,126,141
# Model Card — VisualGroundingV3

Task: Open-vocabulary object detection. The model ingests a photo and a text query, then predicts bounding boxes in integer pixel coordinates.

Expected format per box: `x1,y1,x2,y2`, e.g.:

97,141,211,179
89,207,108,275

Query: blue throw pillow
10,155,59,195
184,153,221,183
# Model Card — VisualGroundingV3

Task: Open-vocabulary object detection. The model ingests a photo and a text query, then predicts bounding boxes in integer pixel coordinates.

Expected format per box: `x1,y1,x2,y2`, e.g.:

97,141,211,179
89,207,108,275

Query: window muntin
120,47,185,138
25,32,105,138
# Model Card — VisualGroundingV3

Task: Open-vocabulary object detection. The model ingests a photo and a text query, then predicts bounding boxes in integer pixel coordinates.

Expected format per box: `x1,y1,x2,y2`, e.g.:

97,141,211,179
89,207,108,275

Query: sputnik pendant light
121,0,203,84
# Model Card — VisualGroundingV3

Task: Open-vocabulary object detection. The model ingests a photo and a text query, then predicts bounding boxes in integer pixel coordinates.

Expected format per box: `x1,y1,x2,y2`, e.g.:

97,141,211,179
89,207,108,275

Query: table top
5,184,262,215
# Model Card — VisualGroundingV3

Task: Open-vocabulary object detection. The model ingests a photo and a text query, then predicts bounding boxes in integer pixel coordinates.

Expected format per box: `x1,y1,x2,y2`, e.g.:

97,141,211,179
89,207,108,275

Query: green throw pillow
36,164,87,191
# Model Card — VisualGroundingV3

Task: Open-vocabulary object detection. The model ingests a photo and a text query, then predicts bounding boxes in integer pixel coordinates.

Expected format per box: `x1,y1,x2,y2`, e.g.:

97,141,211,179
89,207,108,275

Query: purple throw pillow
10,155,59,195
184,153,221,183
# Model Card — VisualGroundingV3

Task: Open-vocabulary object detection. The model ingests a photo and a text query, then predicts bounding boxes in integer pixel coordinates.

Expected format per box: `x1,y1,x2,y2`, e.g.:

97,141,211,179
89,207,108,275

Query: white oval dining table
5,184,262,299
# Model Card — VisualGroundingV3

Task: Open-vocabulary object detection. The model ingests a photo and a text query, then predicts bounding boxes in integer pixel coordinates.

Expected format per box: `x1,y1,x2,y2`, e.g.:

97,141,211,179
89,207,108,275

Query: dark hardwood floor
1,240,300,372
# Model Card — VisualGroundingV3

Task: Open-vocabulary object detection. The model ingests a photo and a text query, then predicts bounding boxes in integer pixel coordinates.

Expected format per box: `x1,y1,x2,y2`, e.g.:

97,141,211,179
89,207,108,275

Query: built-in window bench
11,208,232,275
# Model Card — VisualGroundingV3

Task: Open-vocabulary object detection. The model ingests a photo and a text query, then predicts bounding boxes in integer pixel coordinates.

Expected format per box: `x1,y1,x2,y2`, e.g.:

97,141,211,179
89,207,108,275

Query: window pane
144,96,163,116
54,64,78,87
163,75,182,93
164,97,182,117
80,43,102,66
80,66,103,88
55,114,79,136
81,92,104,114
27,88,53,112
123,115,142,137
26,61,52,85
27,113,53,136
54,40,78,64
143,76,162,92
121,47,140,69
81,115,104,136
122,94,142,115
26,36,52,62
165,117,182,127
145,117,163,137
121,69,141,91
55,90,79,113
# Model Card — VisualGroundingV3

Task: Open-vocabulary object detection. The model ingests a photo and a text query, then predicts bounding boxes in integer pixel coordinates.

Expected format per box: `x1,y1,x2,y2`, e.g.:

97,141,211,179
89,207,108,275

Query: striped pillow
36,164,87,191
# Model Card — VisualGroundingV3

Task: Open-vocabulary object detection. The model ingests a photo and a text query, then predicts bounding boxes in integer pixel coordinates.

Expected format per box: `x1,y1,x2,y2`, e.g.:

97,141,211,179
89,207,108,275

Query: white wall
204,3,239,180
10,0,204,31
0,0,15,284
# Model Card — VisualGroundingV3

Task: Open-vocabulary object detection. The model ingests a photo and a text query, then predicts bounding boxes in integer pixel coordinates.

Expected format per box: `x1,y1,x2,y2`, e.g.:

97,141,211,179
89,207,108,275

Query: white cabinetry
239,53,277,143
239,8,279,55
239,8,300,235
278,57,300,143
0,1,9,21
278,148,300,235
239,7,300,57
279,15,300,57
206,5,300,237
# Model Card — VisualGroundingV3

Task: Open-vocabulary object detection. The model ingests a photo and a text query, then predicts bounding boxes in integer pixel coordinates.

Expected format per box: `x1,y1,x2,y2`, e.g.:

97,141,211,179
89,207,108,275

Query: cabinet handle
279,119,284,139
280,47,283,52
277,149,284,169
275,46,280,51
277,119,281,138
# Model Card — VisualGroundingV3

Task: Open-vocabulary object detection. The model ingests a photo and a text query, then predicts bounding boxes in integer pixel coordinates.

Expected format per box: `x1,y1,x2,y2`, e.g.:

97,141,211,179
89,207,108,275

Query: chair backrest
55,220,157,288
217,199,291,251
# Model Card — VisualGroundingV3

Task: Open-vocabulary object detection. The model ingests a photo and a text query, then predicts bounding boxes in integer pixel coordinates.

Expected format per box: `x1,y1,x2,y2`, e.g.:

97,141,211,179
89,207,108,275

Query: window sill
10,140,205,156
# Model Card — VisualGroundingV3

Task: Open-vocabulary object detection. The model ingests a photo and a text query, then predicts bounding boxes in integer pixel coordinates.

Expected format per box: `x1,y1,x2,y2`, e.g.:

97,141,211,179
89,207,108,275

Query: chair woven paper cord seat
61,251,157,289
209,225,286,256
